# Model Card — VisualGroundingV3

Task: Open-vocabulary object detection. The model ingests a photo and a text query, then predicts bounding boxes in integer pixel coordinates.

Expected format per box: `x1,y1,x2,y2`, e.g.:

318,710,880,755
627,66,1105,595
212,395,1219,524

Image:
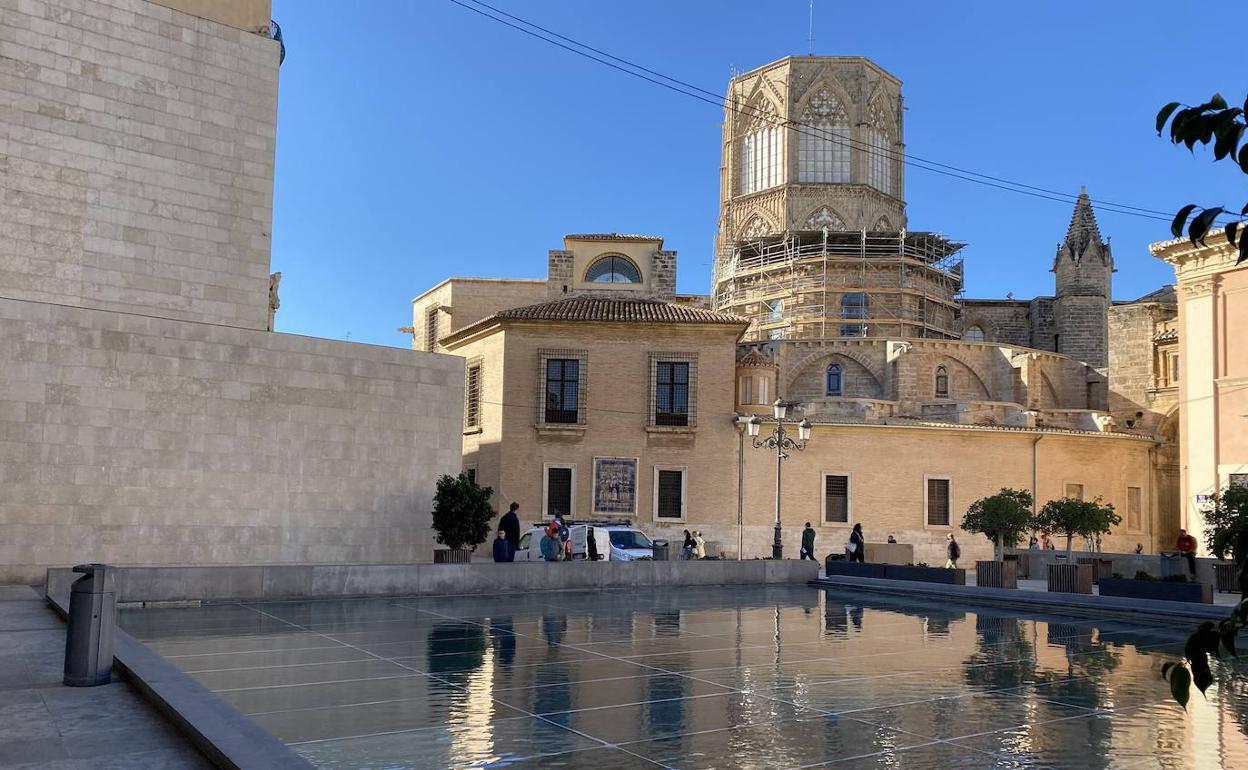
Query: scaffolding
713,229,966,341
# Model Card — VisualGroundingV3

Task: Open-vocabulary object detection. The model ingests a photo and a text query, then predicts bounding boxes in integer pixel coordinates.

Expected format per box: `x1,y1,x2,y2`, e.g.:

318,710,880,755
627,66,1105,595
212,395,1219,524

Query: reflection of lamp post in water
748,400,812,559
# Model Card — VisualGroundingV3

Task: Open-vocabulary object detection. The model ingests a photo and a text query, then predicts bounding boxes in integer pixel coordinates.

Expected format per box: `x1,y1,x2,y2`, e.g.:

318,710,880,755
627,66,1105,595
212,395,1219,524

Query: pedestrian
886,535,897,544
847,523,865,563
1028,535,1039,550
681,529,695,560
800,522,817,561
500,502,521,554
492,529,514,563
539,524,563,562
1040,532,1054,551
1134,543,1144,555
1175,528,1198,575
694,531,707,559
587,527,600,561
945,533,961,569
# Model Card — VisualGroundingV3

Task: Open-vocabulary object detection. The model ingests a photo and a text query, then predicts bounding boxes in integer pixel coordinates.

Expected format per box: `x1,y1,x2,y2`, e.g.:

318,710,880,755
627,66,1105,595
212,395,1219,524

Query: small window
546,466,573,518
824,474,849,524
655,361,690,426
425,307,440,352
585,255,641,284
962,326,985,341
465,467,477,485
766,299,784,322
655,469,685,520
1065,483,1084,501
465,362,482,429
934,366,949,399
768,328,785,340
1229,474,1248,489
1171,355,1180,384
1127,486,1142,530
739,376,755,406
840,293,868,338
926,478,950,526
757,377,768,406
544,358,580,424
826,363,842,397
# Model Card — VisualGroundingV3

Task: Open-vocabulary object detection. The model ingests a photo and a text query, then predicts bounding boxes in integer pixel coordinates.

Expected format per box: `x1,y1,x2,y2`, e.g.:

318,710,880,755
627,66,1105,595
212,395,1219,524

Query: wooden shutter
927,478,950,526
824,475,848,523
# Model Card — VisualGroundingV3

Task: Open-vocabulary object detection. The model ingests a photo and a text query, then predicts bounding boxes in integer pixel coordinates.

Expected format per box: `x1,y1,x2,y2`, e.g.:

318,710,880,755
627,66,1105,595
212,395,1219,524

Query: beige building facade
1154,237,1248,551
0,0,463,582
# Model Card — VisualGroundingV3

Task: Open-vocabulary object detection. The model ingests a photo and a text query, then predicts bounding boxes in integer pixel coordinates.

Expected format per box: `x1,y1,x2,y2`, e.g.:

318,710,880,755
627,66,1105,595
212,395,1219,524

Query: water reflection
119,587,1248,769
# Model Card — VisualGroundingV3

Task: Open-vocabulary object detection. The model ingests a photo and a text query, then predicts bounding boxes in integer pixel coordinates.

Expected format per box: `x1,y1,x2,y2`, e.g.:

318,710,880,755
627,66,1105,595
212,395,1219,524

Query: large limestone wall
0,299,464,583
0,0,280,329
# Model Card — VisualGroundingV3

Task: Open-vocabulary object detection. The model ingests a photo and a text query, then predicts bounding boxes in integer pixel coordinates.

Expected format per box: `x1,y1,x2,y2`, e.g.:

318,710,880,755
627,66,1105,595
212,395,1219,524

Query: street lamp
749,400,812,558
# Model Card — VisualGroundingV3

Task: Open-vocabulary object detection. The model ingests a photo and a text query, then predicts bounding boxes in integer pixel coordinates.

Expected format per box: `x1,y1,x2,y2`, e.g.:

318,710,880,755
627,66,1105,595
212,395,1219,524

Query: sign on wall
593,457,637,515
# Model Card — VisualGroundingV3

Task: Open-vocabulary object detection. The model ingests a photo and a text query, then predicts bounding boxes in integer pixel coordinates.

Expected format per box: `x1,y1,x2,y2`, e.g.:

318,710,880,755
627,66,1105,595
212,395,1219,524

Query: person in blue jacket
492,529,514,563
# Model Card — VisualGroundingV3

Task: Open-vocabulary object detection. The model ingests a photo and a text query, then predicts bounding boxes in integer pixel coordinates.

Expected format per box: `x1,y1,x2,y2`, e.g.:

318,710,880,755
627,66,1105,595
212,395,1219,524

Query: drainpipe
1031,434,1044,513
734,413,746,560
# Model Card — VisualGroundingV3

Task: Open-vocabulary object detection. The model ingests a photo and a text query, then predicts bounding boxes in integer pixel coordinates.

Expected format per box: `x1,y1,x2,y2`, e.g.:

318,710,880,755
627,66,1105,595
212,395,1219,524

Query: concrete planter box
433,549,472,564
1048,563,1094,594
823,559,887,579
884,564,966,585
1214,562,1237,594
976,560,1018,589
1098,577,1213,604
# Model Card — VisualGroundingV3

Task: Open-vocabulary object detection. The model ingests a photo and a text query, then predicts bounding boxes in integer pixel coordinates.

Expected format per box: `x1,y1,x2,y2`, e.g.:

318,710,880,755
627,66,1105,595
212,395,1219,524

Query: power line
450,0,1234,227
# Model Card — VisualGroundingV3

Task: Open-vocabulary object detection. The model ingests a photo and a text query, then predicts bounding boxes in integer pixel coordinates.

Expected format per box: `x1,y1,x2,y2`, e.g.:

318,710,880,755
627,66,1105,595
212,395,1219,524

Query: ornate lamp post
748,400,812,559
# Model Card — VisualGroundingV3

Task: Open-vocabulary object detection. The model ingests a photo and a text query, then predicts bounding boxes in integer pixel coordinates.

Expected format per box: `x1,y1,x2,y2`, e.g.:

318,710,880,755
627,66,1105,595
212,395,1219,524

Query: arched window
866,100,893,195
935,365,950,398
962,326,985,341
738,100,785,194
826,363,843,396
585,255,641,284
840,292,868,337
798,90,850,183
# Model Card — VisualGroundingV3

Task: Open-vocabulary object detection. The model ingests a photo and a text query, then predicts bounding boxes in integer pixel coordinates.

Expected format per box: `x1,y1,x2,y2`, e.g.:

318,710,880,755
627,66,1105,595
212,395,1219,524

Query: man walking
945,533,961,569
1175,528,1198,576
800,522,817,561
499,502,521,557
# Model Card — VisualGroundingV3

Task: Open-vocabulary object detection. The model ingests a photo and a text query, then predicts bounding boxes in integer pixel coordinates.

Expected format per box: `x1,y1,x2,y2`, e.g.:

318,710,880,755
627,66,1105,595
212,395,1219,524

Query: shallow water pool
120,586,1248,768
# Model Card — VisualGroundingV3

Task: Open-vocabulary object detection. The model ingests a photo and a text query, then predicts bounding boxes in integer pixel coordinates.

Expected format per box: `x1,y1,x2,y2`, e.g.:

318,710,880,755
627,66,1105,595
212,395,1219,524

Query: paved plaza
0,586,208,768
118,585,1248,768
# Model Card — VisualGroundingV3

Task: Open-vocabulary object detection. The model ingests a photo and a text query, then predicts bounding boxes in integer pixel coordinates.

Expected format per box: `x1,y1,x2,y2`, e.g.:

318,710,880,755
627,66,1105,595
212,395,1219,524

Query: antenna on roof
807,0,815,54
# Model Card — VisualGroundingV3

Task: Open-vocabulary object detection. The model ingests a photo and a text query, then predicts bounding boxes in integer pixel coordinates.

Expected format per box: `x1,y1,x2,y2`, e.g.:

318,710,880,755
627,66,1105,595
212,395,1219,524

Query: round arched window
962,326,985,341
585,255,641,284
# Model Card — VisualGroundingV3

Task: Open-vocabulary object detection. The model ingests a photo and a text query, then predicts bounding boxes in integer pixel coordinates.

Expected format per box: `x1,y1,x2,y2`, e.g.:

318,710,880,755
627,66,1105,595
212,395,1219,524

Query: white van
514,523,655,562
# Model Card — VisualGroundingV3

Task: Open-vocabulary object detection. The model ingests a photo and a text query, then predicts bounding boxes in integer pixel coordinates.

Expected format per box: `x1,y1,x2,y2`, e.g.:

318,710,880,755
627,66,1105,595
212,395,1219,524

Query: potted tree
1034,497,1120,594
430,472,495,563
961,488,1034,589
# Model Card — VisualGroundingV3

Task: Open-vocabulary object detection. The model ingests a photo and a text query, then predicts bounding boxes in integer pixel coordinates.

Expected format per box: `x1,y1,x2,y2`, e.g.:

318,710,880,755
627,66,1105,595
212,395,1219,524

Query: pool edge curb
46,592,314,770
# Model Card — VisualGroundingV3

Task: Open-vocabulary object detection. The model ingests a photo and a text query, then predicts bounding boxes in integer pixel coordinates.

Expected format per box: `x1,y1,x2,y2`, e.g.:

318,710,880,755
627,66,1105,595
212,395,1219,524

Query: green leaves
1189,207,1224,246
1156,102,1182,135
1168,664,1192,710
1171,204,1199,238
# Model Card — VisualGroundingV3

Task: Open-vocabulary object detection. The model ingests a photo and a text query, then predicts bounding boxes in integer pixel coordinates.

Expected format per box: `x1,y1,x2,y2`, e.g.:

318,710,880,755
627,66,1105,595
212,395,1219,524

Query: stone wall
959,301,1033,347
0,0,281,330
1107,301,1178,434
0,298,464,583
1055,295,1109,368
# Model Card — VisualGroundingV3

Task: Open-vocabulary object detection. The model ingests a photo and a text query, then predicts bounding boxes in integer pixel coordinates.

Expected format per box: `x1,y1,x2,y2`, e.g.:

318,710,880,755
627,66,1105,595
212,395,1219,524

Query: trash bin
1159,551,1184,579
63,563,116,687
651,540,670,561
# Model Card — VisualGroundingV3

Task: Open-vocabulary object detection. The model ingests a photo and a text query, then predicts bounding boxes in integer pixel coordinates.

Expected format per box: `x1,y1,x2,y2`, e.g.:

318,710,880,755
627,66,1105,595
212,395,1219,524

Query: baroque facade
410,54,1181,563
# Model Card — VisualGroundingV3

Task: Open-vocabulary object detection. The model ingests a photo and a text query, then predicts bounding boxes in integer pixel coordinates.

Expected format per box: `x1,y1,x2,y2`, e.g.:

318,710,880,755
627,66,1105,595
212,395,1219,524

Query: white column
1180,279,1217,552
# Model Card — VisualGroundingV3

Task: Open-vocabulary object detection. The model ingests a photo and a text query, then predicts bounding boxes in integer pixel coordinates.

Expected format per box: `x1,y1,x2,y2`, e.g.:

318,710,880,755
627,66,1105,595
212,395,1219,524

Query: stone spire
1056,186,1110,267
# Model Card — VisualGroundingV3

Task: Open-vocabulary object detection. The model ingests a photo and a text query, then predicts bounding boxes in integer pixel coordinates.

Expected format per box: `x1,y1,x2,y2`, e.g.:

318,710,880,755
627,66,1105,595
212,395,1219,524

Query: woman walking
681,529,695,560
847,523,865,563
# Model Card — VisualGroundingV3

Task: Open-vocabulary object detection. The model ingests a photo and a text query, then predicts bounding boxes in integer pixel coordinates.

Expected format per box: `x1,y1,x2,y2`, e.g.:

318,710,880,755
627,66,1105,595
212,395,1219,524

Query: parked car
514,523,655,561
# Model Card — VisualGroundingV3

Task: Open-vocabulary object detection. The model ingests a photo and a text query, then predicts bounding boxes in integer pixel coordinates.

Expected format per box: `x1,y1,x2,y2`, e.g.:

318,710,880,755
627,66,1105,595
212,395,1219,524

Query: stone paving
0,585,208,769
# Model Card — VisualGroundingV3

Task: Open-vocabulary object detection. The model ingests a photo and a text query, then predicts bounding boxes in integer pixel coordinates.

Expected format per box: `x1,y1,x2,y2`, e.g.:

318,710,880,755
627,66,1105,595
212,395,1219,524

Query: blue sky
268,0,1243,347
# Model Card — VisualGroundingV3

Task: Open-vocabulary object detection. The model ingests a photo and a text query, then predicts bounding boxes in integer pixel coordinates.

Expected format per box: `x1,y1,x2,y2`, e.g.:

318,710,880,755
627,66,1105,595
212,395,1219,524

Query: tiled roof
441,297,749,346
495,297,749,325
564,233,663,242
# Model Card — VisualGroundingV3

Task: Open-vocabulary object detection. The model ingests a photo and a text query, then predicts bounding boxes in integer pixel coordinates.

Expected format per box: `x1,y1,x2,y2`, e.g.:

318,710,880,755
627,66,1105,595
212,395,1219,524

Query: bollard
63,563,116,687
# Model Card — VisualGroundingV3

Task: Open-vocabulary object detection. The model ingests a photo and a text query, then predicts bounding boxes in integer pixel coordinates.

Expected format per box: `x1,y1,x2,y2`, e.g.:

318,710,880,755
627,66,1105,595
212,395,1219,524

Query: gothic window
804,206,847,231
464,360,482,429
840,292,868,337
766,298,784,322
962,326,985,341
826,363,843,396
797,90,850,183
585,255,641,283
738,100,785,194
741,215,770,239
867,100,894,195
934,365,949,398
425,307,440,352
